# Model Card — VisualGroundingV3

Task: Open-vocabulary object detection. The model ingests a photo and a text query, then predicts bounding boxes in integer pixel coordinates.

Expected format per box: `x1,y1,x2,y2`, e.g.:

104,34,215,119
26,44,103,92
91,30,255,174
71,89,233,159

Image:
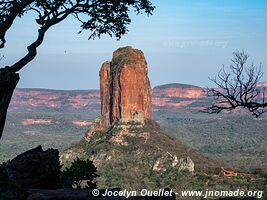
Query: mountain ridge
10,81,266,113
153,83,202,90
8,82,209,113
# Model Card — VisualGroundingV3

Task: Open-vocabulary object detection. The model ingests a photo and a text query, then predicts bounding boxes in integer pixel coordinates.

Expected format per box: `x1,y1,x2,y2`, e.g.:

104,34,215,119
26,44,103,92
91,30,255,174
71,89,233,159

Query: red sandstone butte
99,46,152,128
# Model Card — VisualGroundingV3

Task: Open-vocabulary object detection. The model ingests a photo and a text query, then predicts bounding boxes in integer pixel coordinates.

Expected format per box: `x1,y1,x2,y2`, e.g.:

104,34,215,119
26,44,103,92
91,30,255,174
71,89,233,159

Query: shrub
62,157,99,189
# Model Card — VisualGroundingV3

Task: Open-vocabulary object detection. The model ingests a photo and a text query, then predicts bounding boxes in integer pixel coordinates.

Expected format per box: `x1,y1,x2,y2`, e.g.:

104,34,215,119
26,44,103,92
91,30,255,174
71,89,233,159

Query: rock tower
85,46,152,138
100,46,152,127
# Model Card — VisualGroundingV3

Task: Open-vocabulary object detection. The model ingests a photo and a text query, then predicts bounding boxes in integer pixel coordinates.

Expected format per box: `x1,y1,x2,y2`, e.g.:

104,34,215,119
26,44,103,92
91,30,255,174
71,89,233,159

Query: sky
1,0,267,90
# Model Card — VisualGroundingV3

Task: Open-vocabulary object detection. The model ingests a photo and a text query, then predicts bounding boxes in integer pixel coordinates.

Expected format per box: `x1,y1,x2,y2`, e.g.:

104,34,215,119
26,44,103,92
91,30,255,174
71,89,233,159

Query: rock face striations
100,46,151,127
85,47,152,137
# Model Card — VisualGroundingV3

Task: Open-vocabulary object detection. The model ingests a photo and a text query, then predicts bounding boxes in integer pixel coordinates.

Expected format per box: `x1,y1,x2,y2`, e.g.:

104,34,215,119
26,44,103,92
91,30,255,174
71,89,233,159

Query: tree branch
9,7,76,72
204,50,267,118
0,0,35,48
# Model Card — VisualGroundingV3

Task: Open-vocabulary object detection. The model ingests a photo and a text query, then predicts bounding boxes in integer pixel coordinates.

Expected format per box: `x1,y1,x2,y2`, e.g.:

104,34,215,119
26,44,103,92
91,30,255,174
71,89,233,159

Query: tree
0,0,155,138
205,50,267,118
62,157,99,189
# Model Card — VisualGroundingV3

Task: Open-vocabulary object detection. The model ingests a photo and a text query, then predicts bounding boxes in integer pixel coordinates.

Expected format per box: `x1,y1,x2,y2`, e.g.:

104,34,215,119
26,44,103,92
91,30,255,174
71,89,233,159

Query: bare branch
0,0,35,48
9,5,77,72
204,50,267,118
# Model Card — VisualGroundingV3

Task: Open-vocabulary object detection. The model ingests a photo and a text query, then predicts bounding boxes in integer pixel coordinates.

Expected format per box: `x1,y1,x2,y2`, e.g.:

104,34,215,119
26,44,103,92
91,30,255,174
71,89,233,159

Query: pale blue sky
1,0,267,89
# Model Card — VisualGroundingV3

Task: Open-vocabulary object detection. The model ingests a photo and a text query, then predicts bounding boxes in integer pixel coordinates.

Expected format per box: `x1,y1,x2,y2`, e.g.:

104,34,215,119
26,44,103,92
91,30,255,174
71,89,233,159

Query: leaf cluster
0,0,155,49
62,157,99,189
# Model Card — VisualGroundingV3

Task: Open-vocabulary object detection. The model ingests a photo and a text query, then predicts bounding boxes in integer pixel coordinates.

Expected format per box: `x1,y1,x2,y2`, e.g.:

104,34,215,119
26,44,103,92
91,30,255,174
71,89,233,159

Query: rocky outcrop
0,146,60,199
152,153,195,174
99,61,112,128
85,46,152,139
100,46,151,127
177,157,195,173
2,145,60,189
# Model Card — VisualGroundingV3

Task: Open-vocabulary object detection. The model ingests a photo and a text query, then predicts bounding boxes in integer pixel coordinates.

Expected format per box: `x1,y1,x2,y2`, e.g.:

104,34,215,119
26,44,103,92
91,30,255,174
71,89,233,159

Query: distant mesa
154,83,201,90
257,81,267,88
153,83,204,99
9,81,267,114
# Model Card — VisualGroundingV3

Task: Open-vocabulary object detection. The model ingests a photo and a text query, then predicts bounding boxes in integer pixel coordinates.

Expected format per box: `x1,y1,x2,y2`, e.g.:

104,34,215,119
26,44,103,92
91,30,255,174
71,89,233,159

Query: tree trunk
0,67,19,139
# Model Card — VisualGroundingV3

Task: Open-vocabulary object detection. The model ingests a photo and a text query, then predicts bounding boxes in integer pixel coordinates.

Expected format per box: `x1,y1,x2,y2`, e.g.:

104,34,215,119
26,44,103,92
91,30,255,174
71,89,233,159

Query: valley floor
1,110,266,174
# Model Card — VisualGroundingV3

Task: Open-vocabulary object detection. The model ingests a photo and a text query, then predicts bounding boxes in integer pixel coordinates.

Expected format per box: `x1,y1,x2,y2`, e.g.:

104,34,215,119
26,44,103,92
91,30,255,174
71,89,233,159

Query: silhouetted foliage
0,0,154,72
0,160,24,200
62,157,99,189
0,0,155,138
205,50,267,118
0,160,11,192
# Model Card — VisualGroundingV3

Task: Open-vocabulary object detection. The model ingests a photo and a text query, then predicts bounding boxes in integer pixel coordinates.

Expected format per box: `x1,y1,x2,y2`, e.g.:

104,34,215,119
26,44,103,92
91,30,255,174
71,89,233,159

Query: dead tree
205,50,267,118
0,0,155,139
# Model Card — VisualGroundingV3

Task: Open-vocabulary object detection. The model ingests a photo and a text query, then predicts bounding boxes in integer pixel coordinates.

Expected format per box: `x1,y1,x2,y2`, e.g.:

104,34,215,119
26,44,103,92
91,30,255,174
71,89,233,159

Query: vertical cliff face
99,46,152,129
99,61,111,128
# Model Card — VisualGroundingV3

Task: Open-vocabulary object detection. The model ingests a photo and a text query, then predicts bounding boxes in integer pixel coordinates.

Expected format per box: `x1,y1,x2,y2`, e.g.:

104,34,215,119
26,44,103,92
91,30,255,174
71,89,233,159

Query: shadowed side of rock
99,61,112,129
0,146,60,199
109,47,151,124
5,145,60,189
